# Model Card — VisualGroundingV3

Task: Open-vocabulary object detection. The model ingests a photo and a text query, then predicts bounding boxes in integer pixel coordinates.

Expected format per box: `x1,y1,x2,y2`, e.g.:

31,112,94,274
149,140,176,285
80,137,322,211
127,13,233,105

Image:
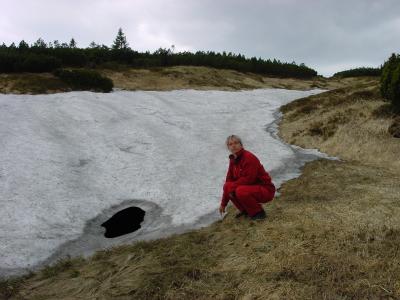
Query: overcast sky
1,0,400,76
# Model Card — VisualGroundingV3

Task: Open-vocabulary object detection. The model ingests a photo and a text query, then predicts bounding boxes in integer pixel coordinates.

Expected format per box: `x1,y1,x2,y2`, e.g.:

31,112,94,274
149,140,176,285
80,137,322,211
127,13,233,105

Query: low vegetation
53,68,113,93
0,73,69,94
279,77,399,168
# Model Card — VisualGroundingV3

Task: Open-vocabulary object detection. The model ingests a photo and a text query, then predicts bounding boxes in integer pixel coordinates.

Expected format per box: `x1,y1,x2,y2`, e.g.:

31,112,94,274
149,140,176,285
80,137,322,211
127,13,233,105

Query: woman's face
227,138,243,154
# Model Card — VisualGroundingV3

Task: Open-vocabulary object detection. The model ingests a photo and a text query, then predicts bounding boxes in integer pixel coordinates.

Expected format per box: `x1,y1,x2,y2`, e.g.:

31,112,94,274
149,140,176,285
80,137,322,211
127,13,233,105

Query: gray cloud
1,0,400,76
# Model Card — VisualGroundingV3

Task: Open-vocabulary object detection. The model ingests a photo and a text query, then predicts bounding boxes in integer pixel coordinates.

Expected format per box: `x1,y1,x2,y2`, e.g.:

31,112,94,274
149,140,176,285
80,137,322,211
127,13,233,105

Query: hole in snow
101,206,145,238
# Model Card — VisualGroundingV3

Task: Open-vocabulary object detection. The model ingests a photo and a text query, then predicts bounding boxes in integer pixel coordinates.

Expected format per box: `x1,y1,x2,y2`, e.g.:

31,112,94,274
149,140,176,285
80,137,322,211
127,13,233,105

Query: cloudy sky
1,0,400,76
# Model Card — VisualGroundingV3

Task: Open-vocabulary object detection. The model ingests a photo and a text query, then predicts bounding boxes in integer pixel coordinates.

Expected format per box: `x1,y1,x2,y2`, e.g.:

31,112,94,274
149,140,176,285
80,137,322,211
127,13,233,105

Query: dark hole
101,206,145,238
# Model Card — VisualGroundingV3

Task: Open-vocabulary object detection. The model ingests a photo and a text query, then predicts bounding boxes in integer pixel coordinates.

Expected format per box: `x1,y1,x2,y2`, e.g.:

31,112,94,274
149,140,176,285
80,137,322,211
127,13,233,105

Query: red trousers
223,182,275,217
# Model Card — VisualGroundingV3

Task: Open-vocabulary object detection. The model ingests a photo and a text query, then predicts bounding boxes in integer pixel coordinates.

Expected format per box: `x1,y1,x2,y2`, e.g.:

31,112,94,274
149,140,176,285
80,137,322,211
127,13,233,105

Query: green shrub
53,48,87,67
18,54,61,72
389,64,400,112
0,52,18,72
53,68,113,92
0,53,61,73
381,54,400,113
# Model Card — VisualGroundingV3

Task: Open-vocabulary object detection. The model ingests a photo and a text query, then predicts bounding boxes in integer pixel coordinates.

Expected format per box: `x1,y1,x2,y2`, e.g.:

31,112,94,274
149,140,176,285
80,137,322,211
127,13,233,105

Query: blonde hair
225,135,243,149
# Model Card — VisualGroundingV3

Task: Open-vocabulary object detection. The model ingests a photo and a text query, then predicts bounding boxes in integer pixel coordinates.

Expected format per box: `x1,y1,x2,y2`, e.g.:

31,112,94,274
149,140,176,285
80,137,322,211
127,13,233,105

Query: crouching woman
219,135,276,220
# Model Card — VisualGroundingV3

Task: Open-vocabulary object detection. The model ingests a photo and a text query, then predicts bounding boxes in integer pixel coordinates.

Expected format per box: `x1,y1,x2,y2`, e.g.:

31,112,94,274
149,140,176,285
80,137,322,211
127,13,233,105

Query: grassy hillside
100,66,337,91
0,66,367,94
278,77,398,170
2,76,399,299
0,73,69,94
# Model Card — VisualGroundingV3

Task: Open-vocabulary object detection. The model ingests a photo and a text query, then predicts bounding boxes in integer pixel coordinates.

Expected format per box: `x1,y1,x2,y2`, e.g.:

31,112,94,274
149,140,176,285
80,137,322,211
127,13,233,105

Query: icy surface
0,88,330,275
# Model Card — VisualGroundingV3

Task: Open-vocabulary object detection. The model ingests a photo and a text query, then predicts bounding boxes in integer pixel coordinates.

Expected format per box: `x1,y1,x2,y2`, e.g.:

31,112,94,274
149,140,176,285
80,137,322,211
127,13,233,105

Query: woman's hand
219,205,226,216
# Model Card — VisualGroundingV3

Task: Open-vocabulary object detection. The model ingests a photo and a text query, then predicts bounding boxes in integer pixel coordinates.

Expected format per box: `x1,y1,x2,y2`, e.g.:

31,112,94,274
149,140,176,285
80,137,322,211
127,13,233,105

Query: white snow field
0,88,333,277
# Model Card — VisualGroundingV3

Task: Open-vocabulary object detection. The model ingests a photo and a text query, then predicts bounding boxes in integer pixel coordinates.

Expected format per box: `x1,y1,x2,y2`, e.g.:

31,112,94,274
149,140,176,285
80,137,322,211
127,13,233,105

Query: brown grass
99,66,368,92
5,159,400,299
2,76,400,300
0,73,70,94
0,66,371,95
278,77,400,171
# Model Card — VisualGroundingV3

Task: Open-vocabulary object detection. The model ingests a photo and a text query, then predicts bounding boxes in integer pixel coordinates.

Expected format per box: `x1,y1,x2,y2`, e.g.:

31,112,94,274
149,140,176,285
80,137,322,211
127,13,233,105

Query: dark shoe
235,211,248,218
250,210,266,221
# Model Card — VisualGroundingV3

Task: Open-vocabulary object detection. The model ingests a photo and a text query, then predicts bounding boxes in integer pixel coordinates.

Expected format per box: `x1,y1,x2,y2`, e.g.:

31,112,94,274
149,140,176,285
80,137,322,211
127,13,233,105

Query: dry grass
279,77,400,170
0,73,69,94
3,75,400,299
1,66,375,94
4,159,400,299
99,66,363,92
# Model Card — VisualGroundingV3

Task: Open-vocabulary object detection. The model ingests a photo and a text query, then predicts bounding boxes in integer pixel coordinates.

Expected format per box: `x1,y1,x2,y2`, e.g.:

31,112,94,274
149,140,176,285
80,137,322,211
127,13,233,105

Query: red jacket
221,148,275,207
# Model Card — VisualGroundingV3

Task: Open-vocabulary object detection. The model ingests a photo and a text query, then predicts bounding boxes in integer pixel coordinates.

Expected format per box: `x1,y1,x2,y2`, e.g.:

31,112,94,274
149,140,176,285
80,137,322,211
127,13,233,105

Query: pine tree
18,40,29,50
69,38,77,48
33,38,47,48
389,64,400,112
112,28,130,50
89,41,99,48
381,53,399,99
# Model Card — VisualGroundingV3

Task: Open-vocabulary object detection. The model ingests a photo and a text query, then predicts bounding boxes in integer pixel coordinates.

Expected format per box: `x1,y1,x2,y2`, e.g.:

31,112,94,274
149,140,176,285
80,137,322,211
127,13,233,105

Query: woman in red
219,135,276,220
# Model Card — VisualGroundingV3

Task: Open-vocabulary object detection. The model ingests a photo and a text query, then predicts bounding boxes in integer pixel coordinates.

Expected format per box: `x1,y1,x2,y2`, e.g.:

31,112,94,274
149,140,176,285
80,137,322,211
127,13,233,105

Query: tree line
333,67,381,78
0,28,317,79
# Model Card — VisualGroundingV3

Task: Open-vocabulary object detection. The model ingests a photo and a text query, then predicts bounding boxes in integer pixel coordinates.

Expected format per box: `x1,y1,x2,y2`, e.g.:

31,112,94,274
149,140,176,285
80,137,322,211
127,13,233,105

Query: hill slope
0,66,369,94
